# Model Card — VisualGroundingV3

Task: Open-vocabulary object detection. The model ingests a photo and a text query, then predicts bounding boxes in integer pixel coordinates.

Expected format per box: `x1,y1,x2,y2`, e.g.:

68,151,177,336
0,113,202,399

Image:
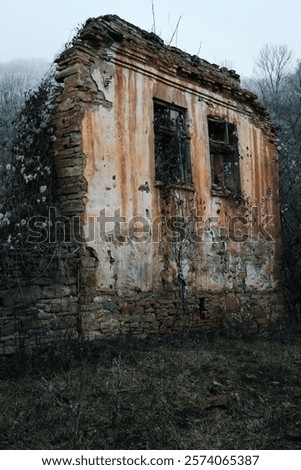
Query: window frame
153,99,192,186
207,117,241,195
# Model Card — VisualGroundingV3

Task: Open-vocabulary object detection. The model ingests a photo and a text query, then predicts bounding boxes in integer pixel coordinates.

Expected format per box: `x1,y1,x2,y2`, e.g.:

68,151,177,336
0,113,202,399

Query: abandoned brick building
0,15,284,354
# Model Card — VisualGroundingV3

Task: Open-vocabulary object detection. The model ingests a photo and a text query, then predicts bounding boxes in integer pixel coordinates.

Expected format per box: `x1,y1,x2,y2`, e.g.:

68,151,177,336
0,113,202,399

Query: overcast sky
2,0,301,78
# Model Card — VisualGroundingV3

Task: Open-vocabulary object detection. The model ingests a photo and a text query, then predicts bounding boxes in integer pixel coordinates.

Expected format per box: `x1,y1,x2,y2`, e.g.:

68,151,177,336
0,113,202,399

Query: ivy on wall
0,75,58,250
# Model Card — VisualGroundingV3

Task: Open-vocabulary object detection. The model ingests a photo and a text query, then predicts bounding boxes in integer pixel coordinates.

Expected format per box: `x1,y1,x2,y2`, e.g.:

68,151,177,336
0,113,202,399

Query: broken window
153,100,191,184
208,118,240,193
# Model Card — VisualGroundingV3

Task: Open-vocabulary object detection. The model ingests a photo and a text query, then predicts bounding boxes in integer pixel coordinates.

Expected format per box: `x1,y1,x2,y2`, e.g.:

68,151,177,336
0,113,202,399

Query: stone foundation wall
81,288,284,339
0,273,284,355
0,282,79,355
0,245,83,355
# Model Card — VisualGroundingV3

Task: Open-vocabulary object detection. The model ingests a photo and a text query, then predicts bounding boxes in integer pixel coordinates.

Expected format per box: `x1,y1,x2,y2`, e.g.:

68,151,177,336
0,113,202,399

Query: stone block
2,286,42,306
123,303,135,314
226,293,240,311
162,317,174,328
149,321,159,332
61,200,84,215
158,292,176,301
43,285,71,299
135,306,144,315
144,313,156,322
102,302,118,311
156,309,169,320
253,305,266,319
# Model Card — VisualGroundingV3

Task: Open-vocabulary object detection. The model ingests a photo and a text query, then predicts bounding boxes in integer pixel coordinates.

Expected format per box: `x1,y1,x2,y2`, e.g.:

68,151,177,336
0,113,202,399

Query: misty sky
2,0,301,78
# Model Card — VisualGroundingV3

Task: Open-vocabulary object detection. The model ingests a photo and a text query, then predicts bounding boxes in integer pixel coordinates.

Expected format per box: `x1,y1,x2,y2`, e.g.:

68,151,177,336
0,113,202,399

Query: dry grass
1,334,301,449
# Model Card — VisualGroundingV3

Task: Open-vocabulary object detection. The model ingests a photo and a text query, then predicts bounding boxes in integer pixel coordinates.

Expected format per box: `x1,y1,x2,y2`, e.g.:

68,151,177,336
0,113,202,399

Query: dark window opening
208,118,240,193
199,297,206,319
154,100,191,184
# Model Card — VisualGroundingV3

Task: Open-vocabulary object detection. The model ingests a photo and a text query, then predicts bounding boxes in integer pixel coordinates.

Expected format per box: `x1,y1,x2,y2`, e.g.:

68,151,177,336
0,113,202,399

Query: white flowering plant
0,74,58,248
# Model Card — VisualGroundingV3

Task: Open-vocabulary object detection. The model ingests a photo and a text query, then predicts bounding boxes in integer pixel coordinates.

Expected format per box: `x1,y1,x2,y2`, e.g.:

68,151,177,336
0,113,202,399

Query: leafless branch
151,0,156,34
168,15,182,47
196,40,202,58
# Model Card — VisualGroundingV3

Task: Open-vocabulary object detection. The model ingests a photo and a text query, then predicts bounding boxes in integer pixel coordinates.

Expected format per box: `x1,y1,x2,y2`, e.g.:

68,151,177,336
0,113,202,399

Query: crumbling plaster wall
54,15,283,336
79,34,281,315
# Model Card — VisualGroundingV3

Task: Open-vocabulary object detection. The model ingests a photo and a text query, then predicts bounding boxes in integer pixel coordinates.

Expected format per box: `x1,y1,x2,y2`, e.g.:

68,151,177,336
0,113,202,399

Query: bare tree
251,45,301,319
254,44,293,119
0,59,49,156
0,60,50,210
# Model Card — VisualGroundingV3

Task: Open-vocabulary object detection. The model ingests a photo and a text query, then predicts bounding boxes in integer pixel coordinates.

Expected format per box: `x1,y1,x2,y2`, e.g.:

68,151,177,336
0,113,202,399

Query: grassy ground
1,334,301,450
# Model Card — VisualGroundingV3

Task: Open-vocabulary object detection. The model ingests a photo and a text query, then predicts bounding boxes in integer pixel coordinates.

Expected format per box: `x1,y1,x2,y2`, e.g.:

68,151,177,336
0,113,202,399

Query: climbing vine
0,74,58,250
